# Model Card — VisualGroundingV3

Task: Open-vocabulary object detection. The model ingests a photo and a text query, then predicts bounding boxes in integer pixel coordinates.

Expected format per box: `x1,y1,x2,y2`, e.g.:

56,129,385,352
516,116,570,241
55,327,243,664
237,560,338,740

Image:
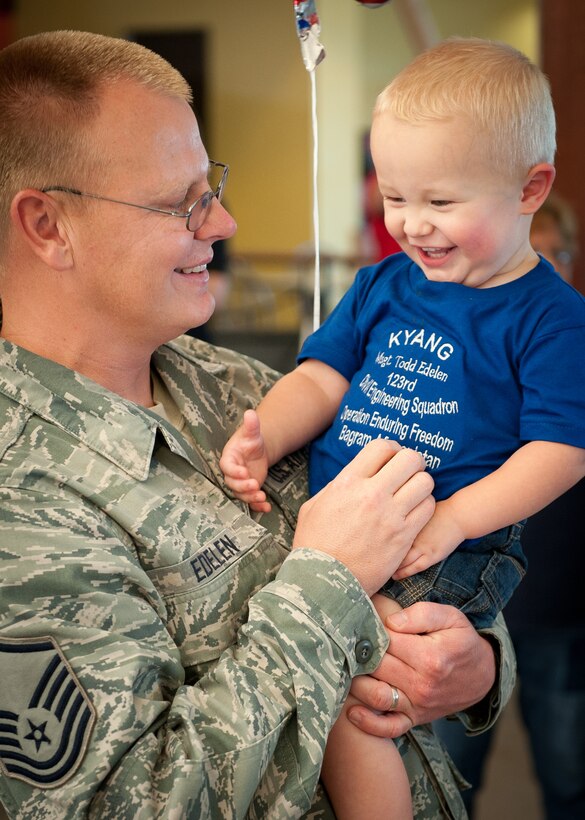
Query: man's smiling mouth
175,264,208,274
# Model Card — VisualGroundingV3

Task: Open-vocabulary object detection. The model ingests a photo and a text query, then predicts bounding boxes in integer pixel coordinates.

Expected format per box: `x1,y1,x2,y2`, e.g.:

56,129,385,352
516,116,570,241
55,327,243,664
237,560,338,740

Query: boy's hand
390,499,466,579
220,409,272,513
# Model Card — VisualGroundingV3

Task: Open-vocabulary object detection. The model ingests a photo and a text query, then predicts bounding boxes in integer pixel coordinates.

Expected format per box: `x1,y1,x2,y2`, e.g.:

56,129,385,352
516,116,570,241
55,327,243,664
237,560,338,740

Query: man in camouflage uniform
0,31,514,819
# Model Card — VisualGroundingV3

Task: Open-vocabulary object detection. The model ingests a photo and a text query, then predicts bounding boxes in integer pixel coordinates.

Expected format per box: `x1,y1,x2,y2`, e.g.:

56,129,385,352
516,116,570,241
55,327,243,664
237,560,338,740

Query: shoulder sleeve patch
0,636,96,788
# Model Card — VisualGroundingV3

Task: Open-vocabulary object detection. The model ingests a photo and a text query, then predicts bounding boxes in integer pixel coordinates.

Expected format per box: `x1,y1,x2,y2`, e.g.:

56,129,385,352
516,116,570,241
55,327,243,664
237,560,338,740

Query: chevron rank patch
0,636,95,788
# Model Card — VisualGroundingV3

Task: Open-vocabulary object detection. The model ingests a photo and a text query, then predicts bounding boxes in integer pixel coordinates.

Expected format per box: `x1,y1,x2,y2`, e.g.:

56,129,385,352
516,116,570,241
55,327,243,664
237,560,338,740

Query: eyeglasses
41,161,229,233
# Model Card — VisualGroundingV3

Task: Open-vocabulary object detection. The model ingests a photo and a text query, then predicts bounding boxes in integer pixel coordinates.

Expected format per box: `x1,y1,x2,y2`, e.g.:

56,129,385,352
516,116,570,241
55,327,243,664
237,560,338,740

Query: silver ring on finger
389,685,399,711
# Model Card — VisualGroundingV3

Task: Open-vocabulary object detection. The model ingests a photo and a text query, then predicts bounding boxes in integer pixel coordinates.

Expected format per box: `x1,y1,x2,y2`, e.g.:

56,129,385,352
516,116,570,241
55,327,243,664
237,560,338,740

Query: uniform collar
0,339,194,481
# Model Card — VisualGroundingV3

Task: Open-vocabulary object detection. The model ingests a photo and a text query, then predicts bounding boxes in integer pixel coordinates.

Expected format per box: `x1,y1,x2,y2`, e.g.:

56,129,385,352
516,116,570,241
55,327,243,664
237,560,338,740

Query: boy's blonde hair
0,30,192,247
374,37,556,179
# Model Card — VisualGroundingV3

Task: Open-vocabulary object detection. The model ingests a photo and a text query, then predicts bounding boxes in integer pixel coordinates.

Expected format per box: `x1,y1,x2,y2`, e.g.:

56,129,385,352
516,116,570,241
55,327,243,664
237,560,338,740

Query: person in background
361,133,402,262
435,192,585,820
530,191,578,283
0,30,514,819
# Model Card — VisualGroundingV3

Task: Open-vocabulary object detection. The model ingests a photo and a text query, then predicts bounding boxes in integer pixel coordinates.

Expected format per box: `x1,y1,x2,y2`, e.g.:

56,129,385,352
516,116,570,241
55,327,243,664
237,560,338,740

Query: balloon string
310,68,321,330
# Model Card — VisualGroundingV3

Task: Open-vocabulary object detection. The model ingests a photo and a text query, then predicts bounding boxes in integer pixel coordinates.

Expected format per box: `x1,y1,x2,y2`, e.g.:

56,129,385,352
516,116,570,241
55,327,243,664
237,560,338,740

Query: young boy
221,39,585,818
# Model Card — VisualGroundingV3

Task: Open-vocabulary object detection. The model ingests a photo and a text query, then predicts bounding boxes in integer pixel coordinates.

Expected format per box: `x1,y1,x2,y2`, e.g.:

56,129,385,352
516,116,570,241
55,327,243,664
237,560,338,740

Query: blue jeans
435,627,585,819
383,523,527,628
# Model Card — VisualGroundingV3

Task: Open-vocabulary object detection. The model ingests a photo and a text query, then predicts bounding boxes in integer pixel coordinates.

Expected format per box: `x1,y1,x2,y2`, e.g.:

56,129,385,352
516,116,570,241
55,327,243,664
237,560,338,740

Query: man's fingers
346,705,413,739
400,480,436,526
386,601,464,637
335,438,402,480
337,441,432,502
388,461,434,516
382,603,468,686
349,676,414,738
351,675,411,713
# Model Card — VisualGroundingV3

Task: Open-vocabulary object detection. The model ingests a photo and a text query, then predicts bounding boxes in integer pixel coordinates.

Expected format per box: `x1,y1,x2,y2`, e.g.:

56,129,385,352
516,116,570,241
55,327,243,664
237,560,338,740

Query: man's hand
347,601,496,737
293,440,435,596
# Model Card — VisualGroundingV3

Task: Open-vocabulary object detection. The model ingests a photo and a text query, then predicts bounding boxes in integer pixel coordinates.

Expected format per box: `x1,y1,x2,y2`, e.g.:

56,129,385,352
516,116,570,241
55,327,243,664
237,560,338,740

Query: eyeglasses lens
187,164,226,231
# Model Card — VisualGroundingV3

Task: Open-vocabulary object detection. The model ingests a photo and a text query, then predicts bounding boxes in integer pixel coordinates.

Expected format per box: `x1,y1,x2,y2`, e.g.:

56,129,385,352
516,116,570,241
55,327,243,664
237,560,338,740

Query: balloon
293,0,326,72
354,1,393,8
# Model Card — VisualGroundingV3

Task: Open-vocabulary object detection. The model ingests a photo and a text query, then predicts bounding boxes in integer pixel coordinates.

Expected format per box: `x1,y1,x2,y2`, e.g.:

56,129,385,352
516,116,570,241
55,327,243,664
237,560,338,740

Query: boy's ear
10,190,74,270
520,163,556,214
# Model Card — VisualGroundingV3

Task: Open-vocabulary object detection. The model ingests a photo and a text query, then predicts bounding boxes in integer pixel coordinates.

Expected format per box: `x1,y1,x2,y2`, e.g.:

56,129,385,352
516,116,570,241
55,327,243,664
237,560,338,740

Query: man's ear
520,163,556,214
10,190,74,269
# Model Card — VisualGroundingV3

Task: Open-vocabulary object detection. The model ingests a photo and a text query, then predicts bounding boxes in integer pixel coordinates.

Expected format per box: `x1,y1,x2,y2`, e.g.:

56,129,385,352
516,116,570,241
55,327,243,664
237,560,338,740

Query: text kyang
387,328,454,361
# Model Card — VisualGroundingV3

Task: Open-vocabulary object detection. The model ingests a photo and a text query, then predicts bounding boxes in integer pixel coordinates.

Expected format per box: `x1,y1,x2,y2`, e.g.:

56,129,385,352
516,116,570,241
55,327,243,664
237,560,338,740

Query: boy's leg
320,693,413,820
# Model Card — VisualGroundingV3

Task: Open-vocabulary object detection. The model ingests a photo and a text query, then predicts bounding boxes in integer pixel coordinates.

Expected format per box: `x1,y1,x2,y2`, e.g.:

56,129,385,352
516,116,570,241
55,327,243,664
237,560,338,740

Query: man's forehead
94,80,199,144
90,81,205,181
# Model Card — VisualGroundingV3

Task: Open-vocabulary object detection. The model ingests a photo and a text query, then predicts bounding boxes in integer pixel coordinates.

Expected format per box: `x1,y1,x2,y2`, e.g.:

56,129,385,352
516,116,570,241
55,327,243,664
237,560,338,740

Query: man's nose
195,197,237,241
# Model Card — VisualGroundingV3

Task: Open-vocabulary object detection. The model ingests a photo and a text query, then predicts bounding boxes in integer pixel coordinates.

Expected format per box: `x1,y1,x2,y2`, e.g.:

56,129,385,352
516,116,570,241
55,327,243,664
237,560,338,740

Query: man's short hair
0,30,192,245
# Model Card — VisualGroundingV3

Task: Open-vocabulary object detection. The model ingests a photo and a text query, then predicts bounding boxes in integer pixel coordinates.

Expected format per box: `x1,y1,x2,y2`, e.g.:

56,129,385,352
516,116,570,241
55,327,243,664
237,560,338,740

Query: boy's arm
220,360,349,510
394,440,585,578
255,359,350,465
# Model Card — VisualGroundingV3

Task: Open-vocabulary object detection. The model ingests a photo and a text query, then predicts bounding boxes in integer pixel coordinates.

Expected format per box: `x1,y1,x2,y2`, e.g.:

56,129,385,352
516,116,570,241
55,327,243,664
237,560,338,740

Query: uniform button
355,639,374,664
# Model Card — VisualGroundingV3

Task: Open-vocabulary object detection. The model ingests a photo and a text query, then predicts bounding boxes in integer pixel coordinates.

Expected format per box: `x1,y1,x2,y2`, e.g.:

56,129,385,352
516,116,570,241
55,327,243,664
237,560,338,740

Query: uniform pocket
146,513,287,676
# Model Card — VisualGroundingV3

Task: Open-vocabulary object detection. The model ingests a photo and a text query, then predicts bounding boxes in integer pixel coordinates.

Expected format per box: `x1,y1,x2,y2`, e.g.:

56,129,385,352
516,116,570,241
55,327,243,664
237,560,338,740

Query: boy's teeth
422,247,449,258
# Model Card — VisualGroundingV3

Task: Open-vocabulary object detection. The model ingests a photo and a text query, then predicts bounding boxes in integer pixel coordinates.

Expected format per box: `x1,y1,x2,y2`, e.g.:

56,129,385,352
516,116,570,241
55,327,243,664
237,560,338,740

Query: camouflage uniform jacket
0,337,514,819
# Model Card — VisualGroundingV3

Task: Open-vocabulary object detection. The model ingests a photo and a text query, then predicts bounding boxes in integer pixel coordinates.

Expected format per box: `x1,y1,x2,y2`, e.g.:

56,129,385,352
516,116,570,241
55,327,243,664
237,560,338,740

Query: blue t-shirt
299,254,585,500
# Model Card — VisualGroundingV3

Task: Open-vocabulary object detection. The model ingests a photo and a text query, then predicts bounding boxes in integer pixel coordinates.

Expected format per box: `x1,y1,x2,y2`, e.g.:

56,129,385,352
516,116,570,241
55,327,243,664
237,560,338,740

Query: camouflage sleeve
0,488,387,819
455,612,516,734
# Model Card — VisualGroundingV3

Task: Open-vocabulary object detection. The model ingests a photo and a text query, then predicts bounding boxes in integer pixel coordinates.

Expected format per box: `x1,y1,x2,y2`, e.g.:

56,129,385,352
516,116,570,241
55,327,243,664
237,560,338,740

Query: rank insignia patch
0,636,95,788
